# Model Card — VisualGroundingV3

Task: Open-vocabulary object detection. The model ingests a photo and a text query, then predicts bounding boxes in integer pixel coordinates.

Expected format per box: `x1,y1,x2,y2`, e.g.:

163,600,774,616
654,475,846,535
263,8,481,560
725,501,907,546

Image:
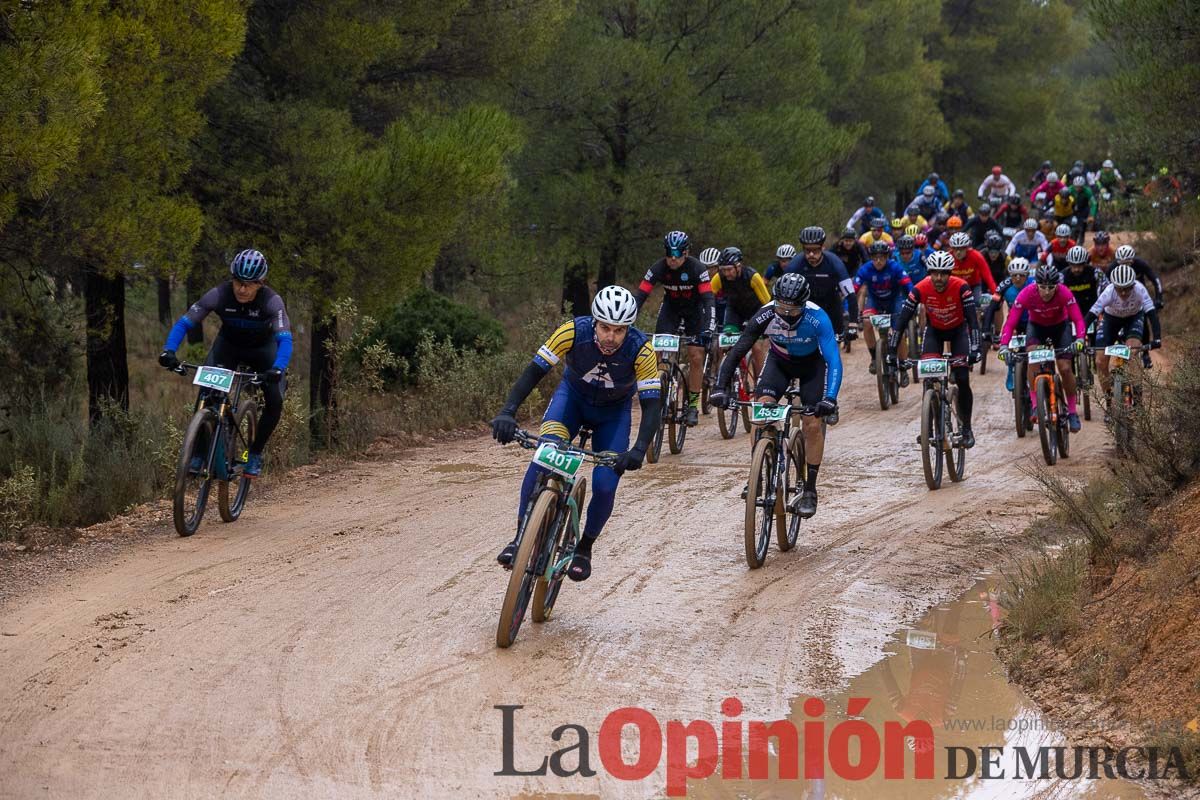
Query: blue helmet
663,230,690,257
230,249,268,282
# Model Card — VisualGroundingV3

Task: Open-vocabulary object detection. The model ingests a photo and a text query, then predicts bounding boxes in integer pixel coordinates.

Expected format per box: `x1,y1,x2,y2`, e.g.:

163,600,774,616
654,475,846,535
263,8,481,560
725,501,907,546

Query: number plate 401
533,443,583,478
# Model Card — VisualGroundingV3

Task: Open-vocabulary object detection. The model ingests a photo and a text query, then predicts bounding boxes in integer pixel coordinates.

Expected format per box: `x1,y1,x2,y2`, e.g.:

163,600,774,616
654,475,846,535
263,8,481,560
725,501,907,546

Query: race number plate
869,314,892,330
719,333,740,349
1010,335,1026,349
533,443,583,479
918,358,949,378
750,403,788,423
1028,347,1056,364
906,630,938,651
1105,344,1131,360
1002,227,1017,239
193,366,235,393
652,334,681,352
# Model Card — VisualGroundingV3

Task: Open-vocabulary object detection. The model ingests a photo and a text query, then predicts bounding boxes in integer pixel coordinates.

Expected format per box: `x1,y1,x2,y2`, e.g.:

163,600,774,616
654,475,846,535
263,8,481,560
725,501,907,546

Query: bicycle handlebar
1084,344,1152,355
512,430,619,465
173,361,265,385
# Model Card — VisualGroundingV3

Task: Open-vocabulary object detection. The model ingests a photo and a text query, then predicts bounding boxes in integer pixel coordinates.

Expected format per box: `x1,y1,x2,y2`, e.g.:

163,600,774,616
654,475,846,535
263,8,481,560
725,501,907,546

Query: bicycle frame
178,362,261,479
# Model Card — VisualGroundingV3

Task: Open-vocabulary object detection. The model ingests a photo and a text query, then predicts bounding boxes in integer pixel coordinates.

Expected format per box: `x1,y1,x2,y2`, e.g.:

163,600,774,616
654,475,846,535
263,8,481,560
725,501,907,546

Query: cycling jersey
896,213,928,231
782,250,857,334
1061,265,1107,314
1068,186,1096,218
711,267,770,320
1052,194,1075,219
982,277,1030,332
1089,282,1154,319
1043,238,1076,263
855,260,913,314
899,276,977,331
1032,179,1066,201
915,196,942,220
951,247,997,292
964,215,1002,248
944,202,974,223
999,284,1085,346
981,251,1009,285
165,280,293,369
858,231,895,249
534,317,660,406
996,202,1027,228
896,250,926,284
978,174,1017,199
1089,245,1115,270
1107,258,1163,303
1095,168,1123,191
637,256,713,306
718,302,842,399
917,178,950,204
832,241,869,274
847,206,888,233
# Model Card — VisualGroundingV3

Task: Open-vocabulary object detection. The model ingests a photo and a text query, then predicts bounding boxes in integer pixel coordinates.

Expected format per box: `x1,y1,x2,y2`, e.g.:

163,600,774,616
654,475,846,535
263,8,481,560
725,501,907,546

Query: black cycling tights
205,336,285,454
953,367,973,428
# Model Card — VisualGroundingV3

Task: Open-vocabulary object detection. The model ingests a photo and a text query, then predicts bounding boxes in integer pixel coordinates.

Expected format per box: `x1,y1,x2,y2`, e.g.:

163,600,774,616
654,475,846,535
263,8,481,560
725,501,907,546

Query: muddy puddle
681,576,1146,799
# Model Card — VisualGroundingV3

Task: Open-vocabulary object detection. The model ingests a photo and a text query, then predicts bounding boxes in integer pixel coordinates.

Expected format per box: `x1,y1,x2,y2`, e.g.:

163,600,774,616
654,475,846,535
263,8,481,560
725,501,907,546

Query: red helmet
914,233,928,247
992,165,1002,176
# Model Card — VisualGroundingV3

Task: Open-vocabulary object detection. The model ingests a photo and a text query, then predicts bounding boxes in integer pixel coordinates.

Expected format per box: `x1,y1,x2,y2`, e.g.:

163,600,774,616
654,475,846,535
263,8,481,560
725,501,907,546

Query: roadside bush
1000,544,1087,644
1131,202,1200,273
372,286,505,383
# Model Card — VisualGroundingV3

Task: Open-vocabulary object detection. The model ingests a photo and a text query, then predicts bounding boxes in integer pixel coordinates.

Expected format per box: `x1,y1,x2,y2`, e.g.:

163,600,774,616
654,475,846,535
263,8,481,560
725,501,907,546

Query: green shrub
1000,545,1087,644
372,286,505,383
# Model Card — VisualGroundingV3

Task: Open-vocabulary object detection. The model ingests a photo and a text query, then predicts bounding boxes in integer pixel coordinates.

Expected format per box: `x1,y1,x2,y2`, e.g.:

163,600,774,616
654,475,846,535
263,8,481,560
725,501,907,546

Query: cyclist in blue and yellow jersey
634,230,715,427
710,273,842,519
711,246,771,376
896,205,929,233
158,249,291,477
858,217,895,250
895,235,927,285
855,241,914,384
491,286,661,582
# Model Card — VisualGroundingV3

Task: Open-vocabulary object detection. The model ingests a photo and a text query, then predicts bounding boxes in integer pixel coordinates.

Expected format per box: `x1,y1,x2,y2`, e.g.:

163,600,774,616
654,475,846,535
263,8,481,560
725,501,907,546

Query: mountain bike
868,314,900,410
1090,342,1151,456
700,338,721,415
716,330,754,439
496,430,617,648
907,312,924,384
1075,324,1097,421
908,356,967,490
170,362,262,536
645,330,700,462
736,391,820,569
1007,335,1035,439
1015,345,1072,465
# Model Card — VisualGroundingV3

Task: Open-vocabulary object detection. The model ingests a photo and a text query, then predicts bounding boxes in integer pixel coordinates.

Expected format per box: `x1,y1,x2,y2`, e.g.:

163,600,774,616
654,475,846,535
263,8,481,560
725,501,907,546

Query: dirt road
0,347,1117,798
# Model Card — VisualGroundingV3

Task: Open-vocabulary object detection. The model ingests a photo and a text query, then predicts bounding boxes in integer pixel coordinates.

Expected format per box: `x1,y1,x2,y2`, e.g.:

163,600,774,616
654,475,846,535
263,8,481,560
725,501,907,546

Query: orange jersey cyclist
490,286,661,582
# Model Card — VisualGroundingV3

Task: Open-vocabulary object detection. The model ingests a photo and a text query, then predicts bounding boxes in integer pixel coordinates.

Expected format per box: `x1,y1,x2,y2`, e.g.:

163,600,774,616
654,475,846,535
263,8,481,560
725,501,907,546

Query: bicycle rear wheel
717,369,740,440
668,365,688,454
1036,375,1057,465
498,489,557,647
174,407,217,536
908,322,920,384
744,435,778,569
646,367,670,463
1013,359,1028,438
1056,380,1071,459
701,348,717,415
875,336,890,410
1079,354,1092,421
921,387,943,490
533,477,584,623
945,386,965,482
218,400,256,523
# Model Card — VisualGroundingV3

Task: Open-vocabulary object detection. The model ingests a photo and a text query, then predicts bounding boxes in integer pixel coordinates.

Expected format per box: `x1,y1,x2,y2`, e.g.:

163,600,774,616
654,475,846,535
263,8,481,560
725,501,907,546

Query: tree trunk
184,268,205,345
309,312,336,447
598,96,630,289
83,265,129,423
561,260,591,317
157,277,172,326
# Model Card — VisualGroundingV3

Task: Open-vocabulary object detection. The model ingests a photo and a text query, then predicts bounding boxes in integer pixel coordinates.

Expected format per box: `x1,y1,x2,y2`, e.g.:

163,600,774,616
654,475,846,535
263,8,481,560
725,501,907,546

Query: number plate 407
193,366,234,393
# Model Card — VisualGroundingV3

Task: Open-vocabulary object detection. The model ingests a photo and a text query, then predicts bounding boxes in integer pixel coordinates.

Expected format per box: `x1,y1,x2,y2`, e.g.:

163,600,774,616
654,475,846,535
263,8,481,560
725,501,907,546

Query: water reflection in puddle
688,577,1145,799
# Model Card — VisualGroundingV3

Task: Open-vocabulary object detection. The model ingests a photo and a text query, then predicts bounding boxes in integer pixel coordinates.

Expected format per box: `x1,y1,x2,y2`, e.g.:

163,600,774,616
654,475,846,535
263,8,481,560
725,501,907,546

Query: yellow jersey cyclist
634,230,716,427
711,246,771,377
710,273,843,518
490,286,662,582
158,249,291,477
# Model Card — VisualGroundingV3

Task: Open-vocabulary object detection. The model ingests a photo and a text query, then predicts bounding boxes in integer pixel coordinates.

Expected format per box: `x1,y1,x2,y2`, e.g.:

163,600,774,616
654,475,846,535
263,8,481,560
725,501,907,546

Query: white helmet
1073,175,1085,187
776,243,796,260
949,232,971,248
1047,171,1059,183
1102,159,1114,169
922,185,935,197
591,285,638,325
1055,224,1071,238
1115,244,1136,263
926,250,956,272
1066,245,1088,265
1023,218,1038,230
699,247,720,267
1008,257,1031,276
1110,264,1137,288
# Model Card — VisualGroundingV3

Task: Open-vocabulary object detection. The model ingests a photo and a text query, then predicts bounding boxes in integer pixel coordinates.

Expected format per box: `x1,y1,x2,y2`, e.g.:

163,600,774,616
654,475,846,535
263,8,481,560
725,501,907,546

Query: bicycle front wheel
218,400,257,523
668,365,688,454
497,489,557,648
718,369,740,439
875,336,890,410
174,407,217,536
1036,376,1057,466
646,367,671,464
533,477,584,623
945,386,966,482
1013,359,1028,438
1056,380,1071,459
744,435,778,569
921,387,943,490
1079,354,1092,421
779,428,805,551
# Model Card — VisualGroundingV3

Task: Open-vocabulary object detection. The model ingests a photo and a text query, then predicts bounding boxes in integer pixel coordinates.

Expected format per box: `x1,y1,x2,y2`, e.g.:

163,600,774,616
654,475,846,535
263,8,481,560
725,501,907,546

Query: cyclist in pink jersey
997,265,1086,432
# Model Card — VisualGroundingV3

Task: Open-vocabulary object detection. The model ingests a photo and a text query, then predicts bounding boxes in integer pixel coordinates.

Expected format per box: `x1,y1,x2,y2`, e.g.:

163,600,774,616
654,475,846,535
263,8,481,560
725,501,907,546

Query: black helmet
774,272,811,305
1042,160,1052,169
869,217,885,229
717,246,743,266
868,240,890,256
840,227,857,240
1034,264,1061,286
798,226,826,245
663,230,690,256
897,235,915,250
1058,186,1071,197
1095,230,1111,244
978,202,992,214
985,231,1003,248
953,188,965,198
929,172,940,181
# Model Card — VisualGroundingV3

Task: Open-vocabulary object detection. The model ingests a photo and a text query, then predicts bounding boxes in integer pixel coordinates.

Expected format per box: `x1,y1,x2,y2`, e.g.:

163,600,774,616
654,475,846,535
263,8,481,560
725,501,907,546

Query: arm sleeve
632,395,662,452
891,286,922,347
830,254,857,318
847,208,864,229
1139,260,1164,300
982,295,998,332
165,287,221,350
272,334,293,370
818,316,842,399
1066,290,1086,338
961,286,980,351
501,362,550,416
977,178,990,198
635,265,658,307
266,295,294,370
750,273,771,305
709,273,724,298
717,313,766,388
163,317,193,352
1147,308,1162,340
975,252,997,293
633,341,661,399
999,291,1024,346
